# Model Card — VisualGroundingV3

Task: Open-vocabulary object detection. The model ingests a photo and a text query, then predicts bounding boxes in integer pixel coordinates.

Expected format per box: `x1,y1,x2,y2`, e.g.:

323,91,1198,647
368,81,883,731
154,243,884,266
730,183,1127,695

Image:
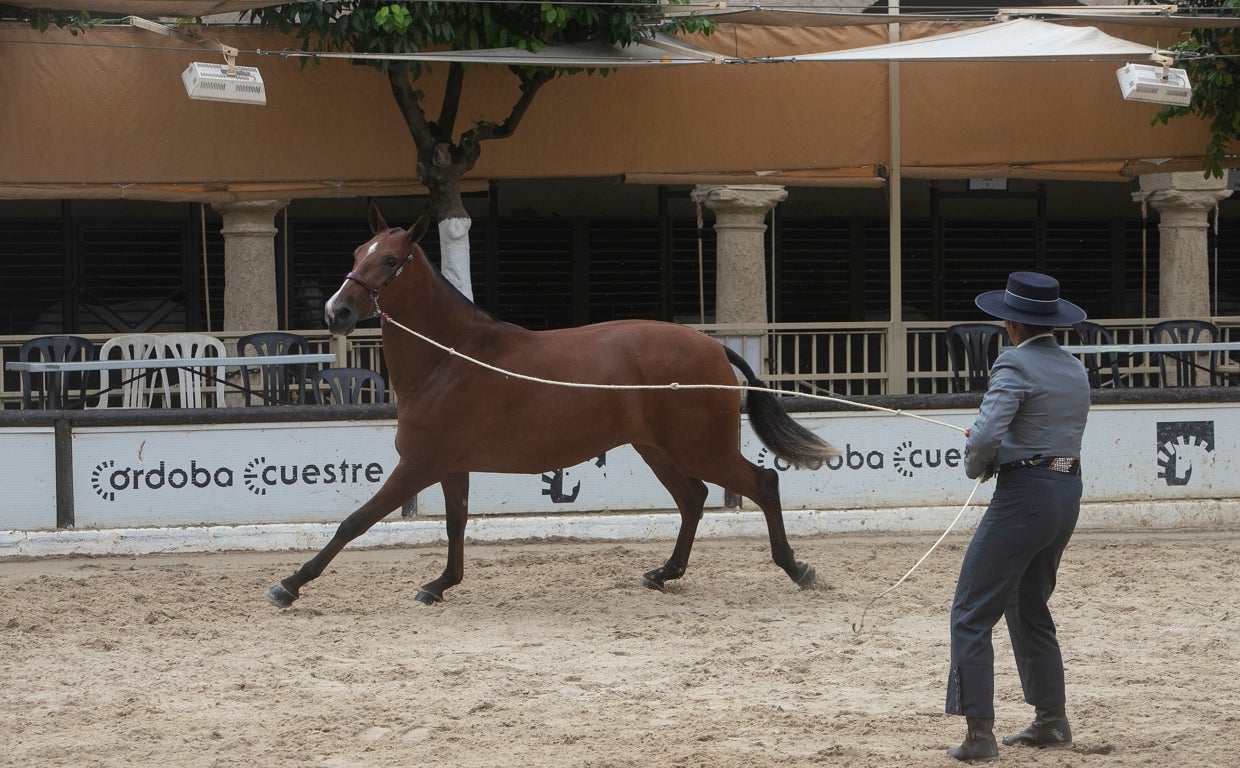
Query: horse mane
423,245,499,324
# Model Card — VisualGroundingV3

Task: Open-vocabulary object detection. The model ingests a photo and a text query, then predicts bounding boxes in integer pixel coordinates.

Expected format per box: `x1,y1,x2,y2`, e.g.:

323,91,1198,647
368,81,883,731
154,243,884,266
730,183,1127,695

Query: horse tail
724,346,840,470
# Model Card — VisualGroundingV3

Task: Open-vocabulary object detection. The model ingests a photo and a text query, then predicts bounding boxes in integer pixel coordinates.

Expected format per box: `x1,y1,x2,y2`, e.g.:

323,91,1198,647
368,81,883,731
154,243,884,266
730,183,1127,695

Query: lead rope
851,477,983,634
377,309,984,631
378,311,965,433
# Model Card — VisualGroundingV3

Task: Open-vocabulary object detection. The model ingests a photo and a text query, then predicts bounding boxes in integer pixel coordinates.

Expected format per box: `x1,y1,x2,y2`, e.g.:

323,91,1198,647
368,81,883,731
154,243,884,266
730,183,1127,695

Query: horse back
390,319,744,474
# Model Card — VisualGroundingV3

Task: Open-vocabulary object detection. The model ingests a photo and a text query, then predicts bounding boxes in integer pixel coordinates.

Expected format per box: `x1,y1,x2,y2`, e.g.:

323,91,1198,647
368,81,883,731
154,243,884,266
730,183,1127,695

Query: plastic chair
237,331,310,406
92,333,161,409
945,323,1009,393
1070,321,1124,388
312,368,387,405
18,335,94,409
1150,319,1220,387
156,333,228,408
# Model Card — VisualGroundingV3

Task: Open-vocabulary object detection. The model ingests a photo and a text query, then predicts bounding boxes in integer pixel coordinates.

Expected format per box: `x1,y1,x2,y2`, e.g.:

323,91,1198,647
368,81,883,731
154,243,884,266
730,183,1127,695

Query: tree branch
436,62,466,143
386,67,436,156
471,70,554,144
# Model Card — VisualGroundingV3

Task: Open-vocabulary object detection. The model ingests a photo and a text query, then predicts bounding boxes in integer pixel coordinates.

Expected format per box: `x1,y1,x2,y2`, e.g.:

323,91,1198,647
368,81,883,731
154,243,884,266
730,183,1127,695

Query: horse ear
409,214,430,243
368,201,388,235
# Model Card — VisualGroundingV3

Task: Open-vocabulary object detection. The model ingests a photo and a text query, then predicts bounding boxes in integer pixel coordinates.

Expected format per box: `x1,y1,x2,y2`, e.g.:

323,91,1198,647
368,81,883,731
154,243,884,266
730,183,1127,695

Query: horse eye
383,256,398,268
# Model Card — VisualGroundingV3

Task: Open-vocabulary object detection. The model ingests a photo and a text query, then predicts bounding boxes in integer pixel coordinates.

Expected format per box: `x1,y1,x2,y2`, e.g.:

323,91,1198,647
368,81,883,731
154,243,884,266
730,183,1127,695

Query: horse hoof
795,562,818,590
640,569,666,592
267,583,297,608
413,589,442,606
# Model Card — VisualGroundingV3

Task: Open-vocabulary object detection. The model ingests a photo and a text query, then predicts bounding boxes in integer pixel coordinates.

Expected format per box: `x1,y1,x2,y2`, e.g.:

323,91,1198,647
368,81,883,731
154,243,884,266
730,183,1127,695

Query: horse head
324,203,430,335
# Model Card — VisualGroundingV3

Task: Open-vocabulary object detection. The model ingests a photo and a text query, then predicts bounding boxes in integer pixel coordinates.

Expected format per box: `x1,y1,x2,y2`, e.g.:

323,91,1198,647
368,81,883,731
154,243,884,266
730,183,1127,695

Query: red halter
344,253,413,319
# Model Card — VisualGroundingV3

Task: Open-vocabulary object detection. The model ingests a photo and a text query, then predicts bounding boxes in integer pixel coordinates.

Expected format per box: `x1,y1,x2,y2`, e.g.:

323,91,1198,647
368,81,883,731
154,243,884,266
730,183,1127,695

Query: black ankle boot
948,717,999,762
1002,706,1072,748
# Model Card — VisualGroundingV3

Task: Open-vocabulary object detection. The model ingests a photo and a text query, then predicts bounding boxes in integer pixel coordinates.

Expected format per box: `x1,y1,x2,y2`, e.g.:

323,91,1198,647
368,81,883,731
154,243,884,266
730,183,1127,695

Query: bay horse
267,203,839,608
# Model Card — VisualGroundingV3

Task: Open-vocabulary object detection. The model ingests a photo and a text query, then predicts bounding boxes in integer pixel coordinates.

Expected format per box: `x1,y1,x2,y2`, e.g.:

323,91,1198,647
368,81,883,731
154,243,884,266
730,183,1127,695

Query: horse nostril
326,303,355,334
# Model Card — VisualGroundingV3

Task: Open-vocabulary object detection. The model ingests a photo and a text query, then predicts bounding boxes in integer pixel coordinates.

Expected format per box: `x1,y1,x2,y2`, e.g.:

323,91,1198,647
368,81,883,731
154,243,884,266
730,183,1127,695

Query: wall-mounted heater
182,62,267,105
127,16,266,106
1116,63,1192,107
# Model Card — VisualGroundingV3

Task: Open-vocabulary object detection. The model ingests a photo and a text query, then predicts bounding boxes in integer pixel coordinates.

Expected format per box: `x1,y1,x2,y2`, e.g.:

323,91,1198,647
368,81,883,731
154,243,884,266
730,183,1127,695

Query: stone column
1136,173,1231,319
213,199,289,333
691,184,787,375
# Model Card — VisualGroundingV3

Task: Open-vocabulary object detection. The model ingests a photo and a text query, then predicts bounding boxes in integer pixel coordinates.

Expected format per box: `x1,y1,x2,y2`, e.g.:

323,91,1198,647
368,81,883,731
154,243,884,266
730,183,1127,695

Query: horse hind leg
746,462,817,589
635,445,709,592
413,472,469,605
702,457,816,590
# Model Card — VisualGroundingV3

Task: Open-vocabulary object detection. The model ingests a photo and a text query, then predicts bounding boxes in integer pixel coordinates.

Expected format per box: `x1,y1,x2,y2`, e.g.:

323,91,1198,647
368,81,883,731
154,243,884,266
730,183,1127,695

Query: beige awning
0,21,1223,202
696,6,1240,30
284,31,726,67
785,19,1160,62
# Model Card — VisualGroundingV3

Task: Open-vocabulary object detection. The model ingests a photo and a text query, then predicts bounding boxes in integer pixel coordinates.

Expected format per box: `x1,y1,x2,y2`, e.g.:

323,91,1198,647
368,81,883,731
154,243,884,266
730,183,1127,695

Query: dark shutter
0,221,64,335
494,220,575,330
74,225,190,333
586,220,662,323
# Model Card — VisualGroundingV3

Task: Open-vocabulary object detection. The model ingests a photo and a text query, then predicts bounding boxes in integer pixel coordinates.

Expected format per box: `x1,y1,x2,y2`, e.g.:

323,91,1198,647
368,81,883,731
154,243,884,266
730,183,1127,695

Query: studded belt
999,456,1081,476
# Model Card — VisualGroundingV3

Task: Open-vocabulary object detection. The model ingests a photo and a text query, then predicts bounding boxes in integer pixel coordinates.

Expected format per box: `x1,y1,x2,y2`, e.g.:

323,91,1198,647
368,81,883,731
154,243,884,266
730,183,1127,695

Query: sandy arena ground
1,526,1237,768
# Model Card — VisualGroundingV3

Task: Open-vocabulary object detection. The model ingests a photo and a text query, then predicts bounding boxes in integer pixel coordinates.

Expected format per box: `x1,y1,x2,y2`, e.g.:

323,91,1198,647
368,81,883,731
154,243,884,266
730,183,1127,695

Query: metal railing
5,317,1240,409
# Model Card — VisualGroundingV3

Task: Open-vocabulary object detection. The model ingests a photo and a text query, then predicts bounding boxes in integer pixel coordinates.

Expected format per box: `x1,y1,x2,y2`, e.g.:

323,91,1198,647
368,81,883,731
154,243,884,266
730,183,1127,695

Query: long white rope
380,313,966,434
851,475,983,635
379,311,983,631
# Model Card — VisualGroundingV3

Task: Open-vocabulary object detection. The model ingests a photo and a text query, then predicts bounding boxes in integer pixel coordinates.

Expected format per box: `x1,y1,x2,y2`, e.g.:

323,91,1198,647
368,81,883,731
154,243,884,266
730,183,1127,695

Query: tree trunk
387,65,549,302
418,144,475,299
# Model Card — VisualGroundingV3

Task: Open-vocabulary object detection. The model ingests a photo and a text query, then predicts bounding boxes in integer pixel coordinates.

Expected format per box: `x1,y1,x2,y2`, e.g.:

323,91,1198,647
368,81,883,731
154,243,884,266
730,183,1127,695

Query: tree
0,4,93,32
1153,0,1240,178
248,1,712,297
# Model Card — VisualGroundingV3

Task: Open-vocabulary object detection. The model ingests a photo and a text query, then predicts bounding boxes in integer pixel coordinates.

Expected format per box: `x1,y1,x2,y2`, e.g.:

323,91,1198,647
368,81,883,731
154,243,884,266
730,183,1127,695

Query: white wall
2,402,1235,531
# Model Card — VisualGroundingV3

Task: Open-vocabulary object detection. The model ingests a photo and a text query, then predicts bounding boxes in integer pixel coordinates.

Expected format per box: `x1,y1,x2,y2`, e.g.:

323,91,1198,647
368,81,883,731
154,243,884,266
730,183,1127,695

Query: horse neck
380,253,491,368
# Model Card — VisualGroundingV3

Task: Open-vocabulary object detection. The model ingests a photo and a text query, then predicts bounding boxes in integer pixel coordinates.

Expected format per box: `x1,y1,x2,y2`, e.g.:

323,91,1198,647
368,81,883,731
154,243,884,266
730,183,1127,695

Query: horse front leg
413,472,469,605
267,461,432,608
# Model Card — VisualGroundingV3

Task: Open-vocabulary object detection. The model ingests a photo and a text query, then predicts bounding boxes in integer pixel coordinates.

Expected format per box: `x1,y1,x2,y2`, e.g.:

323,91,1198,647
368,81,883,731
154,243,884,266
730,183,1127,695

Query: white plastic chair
92,333,160,409
156,333,228,408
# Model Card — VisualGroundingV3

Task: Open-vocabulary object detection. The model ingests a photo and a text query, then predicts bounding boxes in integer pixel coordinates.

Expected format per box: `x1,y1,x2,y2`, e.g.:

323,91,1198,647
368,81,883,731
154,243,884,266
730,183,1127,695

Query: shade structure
265,19,1158,67
0,19,1222,202
282,31,725,67
785,18,1160,62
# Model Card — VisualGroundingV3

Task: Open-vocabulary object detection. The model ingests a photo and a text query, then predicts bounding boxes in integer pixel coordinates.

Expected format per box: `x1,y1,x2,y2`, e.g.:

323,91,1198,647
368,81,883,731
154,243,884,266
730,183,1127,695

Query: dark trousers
946,466,1081,717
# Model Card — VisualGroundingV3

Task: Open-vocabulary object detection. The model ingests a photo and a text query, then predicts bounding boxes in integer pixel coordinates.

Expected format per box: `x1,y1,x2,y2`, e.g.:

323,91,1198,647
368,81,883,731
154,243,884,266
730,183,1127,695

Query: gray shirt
963,334,1091,480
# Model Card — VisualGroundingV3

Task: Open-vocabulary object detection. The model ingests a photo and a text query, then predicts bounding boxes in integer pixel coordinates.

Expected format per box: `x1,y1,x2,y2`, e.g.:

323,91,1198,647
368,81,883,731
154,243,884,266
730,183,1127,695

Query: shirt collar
1016,333,1055,349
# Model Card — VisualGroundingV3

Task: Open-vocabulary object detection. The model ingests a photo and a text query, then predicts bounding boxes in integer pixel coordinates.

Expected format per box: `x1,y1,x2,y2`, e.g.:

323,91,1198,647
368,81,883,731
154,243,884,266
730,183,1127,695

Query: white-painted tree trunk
438,217,474,301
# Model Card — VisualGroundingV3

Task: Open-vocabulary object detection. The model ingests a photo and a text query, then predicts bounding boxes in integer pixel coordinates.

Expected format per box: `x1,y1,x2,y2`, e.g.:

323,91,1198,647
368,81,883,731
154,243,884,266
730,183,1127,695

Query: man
946,271,1091,762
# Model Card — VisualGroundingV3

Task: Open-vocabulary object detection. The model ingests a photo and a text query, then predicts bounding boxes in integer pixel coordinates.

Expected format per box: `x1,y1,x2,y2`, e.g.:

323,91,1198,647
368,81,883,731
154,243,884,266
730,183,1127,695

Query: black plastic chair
312,368,386,405
19,335,95,409
1150,319,1220,387
945,323,1009,393
237,331,310,405
1071,321,1124,388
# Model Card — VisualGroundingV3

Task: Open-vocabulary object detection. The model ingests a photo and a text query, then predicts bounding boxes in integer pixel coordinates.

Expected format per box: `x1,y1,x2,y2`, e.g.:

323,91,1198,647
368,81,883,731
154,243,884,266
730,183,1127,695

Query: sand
1,526,1237,767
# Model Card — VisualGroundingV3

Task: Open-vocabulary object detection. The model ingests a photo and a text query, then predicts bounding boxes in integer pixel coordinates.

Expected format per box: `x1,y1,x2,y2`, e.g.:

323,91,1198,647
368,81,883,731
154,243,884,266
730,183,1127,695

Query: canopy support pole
886,7,908,395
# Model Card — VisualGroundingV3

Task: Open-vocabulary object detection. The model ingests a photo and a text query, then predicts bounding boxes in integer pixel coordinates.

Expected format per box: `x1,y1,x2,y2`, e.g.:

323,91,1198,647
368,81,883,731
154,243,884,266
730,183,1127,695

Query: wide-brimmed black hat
974,271,1086,326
